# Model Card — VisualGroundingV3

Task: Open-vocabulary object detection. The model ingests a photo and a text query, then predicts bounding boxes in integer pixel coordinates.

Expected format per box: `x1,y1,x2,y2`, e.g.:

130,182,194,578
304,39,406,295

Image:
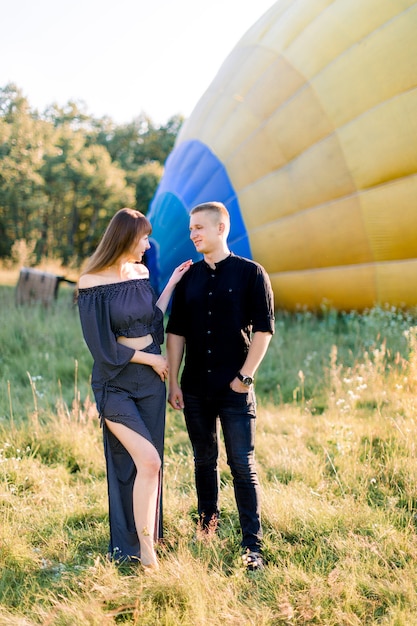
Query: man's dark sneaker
242,551,265,571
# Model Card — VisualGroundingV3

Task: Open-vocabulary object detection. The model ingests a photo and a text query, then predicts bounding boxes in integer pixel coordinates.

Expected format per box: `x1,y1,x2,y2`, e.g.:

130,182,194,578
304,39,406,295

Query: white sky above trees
1,0,275,125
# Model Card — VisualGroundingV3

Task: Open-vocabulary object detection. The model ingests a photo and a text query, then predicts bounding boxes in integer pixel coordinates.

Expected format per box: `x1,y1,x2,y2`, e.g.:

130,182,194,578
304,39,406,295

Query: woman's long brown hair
80,208,152,276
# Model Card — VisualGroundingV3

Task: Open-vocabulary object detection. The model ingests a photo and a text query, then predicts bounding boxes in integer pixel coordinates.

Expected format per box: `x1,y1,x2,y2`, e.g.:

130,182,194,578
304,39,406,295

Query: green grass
2,280,417,624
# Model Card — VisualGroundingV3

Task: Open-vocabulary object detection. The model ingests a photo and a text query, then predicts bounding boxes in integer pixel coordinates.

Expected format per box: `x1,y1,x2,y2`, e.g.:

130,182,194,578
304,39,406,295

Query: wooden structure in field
15,267,76,306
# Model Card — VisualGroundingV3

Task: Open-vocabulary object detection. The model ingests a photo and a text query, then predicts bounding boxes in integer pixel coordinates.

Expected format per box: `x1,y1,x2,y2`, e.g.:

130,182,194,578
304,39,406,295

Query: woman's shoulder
78,273,108,289
78,273,117,289
78,263,149,289
130,262,149,279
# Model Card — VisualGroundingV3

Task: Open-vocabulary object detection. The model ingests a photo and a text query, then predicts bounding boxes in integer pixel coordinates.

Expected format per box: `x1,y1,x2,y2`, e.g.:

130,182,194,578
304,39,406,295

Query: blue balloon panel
148,140,252,293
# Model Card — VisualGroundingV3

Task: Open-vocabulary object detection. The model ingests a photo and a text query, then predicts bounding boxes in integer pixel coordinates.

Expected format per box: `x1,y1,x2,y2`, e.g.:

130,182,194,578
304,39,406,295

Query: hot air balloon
148,0,417,311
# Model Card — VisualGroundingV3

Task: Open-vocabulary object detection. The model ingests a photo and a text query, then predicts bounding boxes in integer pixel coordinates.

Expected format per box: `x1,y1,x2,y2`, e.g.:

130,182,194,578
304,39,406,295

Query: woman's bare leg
105,419,161,568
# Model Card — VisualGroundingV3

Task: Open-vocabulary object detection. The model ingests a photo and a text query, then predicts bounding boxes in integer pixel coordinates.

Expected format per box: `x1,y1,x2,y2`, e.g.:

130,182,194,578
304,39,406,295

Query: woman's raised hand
170,259,193,286
156,259,193,314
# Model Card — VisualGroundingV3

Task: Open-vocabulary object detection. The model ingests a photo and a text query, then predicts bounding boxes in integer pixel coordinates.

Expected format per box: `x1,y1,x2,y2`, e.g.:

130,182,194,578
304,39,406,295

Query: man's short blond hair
190,201,230,223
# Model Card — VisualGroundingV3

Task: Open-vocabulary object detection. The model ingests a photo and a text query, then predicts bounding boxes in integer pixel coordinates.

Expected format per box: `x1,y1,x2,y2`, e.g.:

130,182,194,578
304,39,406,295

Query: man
166,201,275,571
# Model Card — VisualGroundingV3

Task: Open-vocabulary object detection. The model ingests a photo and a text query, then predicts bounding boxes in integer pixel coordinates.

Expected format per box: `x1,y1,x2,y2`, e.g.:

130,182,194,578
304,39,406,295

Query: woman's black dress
78,278,166,561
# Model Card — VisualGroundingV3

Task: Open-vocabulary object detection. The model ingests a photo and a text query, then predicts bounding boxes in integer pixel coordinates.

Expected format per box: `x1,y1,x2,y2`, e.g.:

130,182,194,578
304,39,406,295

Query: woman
77,208,191,571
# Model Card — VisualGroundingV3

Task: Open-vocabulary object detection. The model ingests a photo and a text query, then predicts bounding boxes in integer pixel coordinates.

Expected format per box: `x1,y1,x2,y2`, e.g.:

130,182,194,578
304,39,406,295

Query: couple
77,202,275,573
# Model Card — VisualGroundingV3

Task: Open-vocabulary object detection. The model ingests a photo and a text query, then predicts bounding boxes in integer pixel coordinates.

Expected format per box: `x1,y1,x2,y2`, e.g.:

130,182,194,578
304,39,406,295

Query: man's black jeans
183,388,262,553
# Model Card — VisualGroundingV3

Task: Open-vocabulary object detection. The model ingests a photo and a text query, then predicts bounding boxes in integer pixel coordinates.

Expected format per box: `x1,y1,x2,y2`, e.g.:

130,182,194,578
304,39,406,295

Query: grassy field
1,276,417,625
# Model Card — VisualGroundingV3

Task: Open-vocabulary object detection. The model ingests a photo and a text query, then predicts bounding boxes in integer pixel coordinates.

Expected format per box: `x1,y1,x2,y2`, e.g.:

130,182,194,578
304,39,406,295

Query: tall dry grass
1,275,417,624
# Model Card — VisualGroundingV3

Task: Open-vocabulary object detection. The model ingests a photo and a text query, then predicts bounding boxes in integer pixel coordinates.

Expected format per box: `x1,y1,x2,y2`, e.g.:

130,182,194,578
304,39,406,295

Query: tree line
0,83,183,267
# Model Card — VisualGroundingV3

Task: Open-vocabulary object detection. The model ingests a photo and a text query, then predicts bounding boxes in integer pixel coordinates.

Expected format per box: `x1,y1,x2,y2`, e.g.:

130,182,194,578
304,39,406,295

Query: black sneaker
242,551,264,571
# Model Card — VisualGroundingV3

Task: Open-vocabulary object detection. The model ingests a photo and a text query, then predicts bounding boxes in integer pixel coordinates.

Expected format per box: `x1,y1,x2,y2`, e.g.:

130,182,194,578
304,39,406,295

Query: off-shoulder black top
77,279,164,391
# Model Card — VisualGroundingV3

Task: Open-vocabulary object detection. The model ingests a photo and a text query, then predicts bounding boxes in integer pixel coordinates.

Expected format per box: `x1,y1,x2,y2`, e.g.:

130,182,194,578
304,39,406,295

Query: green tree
42,128,134,263
93,113,183,199
43,100,92,131
92,114,182,214
0,84,53,257
0,83,182,265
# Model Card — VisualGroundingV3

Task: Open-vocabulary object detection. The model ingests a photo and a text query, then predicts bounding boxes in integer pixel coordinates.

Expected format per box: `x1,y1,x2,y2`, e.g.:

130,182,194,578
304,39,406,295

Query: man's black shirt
167,253,275,395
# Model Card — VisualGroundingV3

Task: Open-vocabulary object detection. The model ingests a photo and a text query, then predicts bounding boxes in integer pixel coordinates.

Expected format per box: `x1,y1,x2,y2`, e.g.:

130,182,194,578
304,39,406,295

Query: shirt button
208,349,211,354
208,311,212,315
207,330,211,334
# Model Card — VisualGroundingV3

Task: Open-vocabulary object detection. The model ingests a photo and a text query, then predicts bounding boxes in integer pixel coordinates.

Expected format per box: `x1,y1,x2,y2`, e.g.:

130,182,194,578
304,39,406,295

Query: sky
1,0,276,126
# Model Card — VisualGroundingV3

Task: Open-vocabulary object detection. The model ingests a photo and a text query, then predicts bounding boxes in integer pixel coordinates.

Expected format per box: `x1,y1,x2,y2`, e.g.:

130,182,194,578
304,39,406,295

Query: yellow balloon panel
361,175,417,261
376,261,417,307
240,133,356,230
270,265,377,311
226,83,333,190
258,0,334,54
243,55,305,120
285,0,416,81
225,126,287,193
248,173,417,276
250,195,372,272
272,260,417,311
311,5,417,127
258,84,334,162
339,91,417,190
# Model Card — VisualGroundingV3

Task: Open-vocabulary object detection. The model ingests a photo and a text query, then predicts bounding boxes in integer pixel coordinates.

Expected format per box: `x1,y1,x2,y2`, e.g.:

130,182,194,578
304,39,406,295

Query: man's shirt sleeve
166,279,187,337
251,265,275,334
